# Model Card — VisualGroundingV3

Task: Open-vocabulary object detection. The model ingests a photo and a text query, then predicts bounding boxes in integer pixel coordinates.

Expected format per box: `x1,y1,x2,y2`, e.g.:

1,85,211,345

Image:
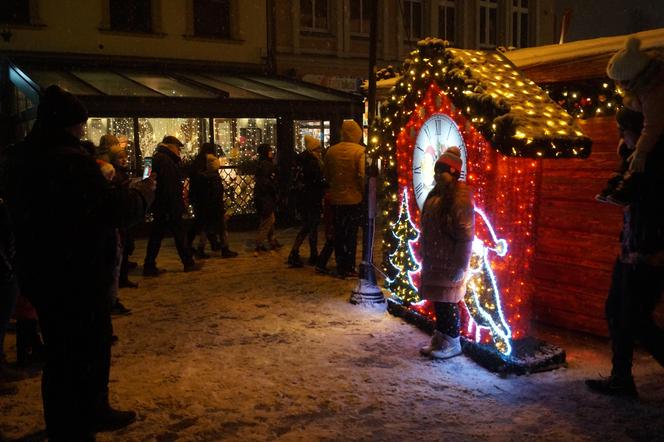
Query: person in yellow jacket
323,120,365,277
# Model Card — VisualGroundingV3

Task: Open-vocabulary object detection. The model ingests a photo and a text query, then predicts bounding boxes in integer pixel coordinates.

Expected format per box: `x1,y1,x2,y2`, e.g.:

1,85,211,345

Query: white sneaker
430,334,462,360
419,330,445,356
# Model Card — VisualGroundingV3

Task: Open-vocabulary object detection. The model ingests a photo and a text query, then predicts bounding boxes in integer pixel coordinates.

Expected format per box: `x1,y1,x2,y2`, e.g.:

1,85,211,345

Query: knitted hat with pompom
606,37,651,82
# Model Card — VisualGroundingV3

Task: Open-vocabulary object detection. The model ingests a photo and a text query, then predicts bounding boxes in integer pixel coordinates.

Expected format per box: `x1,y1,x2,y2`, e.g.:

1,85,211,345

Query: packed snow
1,228,663,441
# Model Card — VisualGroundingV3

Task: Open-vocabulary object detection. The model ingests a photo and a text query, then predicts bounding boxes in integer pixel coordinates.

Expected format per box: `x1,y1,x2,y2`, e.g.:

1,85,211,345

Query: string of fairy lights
371,38,589,354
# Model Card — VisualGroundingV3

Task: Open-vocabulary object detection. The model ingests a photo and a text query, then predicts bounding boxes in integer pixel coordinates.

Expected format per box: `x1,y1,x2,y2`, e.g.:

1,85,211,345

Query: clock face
412,113,467,209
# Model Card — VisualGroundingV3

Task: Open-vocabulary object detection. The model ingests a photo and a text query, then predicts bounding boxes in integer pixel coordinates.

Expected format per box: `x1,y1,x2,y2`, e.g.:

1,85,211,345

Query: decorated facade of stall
369,38,591,369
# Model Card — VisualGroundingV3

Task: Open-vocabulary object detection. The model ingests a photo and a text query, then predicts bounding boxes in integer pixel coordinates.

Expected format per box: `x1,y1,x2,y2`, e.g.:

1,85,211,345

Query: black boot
585,375,638,398
93,393,137,432
221,247,238,258
287,251,303,268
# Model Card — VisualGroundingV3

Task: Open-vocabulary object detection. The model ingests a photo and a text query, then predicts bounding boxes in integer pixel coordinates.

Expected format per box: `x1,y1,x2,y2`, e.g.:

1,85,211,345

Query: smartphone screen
142,157,153,179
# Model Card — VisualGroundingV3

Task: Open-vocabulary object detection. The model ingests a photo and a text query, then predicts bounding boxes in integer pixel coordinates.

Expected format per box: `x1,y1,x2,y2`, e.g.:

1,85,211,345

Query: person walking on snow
323,120,365,277
287,135,325,267
254,143,281,254
143,135,201,275
419,148,475,360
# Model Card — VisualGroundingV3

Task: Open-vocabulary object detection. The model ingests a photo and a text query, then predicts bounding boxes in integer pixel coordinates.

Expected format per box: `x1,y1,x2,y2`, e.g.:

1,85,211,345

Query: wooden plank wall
532,116,623,336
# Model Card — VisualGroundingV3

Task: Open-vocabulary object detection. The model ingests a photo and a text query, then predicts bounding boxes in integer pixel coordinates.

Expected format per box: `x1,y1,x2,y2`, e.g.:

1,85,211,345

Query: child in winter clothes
419,148,475,360
603,36,664,205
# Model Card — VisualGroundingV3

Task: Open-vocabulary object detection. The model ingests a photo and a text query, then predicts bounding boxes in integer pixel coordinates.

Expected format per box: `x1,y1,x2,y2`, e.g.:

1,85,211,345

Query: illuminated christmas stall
370,38,592,372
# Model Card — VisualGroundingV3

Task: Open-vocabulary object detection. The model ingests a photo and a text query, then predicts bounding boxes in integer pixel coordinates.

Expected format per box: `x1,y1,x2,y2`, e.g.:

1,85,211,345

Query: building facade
275,0,558,91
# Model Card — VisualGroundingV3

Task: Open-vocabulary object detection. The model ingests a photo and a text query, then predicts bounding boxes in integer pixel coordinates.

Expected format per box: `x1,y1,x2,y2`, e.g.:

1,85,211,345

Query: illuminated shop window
83,117,138,171
294,120,330,154
213,118,277,165
138,118,205,159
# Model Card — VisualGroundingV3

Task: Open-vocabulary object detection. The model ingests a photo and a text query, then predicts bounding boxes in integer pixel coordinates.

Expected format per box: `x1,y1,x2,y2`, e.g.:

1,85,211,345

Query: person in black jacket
253,143,281,255
2,85,155,440
143,136,200,275
287,135,325,267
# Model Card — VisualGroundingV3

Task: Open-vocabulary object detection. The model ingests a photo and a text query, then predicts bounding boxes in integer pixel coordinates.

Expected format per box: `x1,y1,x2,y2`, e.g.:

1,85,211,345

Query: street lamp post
351,0,384,305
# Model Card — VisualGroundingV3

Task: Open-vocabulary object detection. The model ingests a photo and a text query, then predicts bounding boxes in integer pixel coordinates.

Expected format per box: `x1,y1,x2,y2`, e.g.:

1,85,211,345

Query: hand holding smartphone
142,157,153,179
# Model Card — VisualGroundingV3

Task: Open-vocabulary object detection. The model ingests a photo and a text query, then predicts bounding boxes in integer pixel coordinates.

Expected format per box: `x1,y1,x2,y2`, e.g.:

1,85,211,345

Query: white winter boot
430,334,462,360
419,330,445,356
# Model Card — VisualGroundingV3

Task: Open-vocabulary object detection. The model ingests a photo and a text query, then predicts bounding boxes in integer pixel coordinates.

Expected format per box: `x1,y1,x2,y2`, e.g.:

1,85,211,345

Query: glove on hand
628,150,647,173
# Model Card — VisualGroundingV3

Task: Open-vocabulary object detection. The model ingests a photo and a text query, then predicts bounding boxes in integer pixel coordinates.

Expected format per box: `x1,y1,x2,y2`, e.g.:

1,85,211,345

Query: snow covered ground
2,228,663,441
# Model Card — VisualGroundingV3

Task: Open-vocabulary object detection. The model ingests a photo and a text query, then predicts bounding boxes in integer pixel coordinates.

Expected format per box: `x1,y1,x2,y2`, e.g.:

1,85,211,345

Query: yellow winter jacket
324,121,365,205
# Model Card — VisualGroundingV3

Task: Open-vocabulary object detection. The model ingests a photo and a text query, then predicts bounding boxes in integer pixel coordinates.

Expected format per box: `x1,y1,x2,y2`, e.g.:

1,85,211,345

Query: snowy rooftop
447,48,588,155
504,27,664,70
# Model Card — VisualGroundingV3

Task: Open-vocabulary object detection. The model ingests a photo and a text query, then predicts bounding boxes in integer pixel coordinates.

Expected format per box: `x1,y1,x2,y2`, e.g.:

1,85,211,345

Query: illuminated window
301,0,329,32
403,0,423,41
350,0,370,35
109,0,152,33
478,0,497,48
511,0,529,48
193,0,231,38
438,0,455,44
0,0,30,25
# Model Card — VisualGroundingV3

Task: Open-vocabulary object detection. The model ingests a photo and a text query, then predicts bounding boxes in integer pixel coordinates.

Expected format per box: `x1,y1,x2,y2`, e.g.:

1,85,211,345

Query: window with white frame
438,0,455,44
511,0,529,48
301,0,329,32
403,0,423,41
478,0,497,48
350,0,370,35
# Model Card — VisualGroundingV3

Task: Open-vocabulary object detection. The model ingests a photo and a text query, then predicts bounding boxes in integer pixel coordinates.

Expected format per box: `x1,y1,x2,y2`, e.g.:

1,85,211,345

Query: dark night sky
555,0,664,42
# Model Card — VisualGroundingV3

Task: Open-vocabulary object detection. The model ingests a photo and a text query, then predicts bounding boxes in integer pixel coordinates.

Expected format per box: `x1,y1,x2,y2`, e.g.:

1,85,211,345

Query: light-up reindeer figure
463,207,512,356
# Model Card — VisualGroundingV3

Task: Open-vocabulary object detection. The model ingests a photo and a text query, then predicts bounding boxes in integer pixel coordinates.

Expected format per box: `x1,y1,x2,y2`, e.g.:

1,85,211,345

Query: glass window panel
109,0,152,33
520,13,529,47
214,118,277,165
314,0,328,30
0,0,30,24
294,120,330,154
23,69,100,96
412,2,422,38
446,7,455,42
210,76,309,100
301,0,313,28
123,73,218,98
182,74,266,99
489,7,497,45
138,118,205,159
194,0,231,38
83,117,138,172
71,71,160,97
247,76,350,101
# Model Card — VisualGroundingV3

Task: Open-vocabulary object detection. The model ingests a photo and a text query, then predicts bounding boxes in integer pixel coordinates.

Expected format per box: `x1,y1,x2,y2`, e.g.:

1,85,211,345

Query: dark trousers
118,231,134,283
145,212,193,267
292,205,321,258
332,204,362,274
35,296,112,440
0,277,18,359
606,258,664,378
434,302,460,338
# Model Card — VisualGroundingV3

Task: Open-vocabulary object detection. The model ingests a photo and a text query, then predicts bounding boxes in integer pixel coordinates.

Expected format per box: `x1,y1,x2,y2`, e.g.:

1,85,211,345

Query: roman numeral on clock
415,144,424,152
435,119,442,136
423,126,430,140
413,165,421,174
415,182,424,199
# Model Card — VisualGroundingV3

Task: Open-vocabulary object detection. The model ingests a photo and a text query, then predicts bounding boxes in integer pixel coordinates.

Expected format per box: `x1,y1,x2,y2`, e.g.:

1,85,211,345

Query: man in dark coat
2,85,154,440
143,135,200,275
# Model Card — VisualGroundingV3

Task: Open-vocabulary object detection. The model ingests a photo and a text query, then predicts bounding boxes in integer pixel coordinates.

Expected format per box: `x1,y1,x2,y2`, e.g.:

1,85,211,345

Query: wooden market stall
504,28,664,336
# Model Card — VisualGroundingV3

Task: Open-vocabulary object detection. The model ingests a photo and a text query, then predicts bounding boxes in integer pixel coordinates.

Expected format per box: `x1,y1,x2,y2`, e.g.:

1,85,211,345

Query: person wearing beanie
144,135,201,275
187,143,238,259
419,147,474,360
2,85,153,439
323,120,365,277
606,37,664,175
287,135,325,267
586,37,664,397
253,143,281,254
97,134,120,162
